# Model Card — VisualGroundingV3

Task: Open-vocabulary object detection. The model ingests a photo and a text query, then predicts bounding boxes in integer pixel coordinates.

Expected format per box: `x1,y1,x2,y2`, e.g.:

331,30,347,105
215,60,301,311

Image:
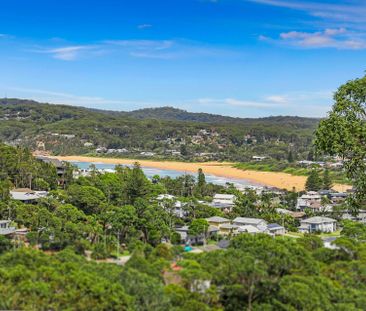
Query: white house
10,188,48,203
296,191,322,211
252,156,266,162
232,217,267,232
0,220,16,236
237,225,260,234
211,194,236,210
299,216,337,233
156,194,187,218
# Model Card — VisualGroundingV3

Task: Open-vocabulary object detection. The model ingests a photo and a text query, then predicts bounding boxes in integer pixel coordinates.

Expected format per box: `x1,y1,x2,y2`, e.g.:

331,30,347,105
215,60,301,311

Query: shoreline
53,155,351,192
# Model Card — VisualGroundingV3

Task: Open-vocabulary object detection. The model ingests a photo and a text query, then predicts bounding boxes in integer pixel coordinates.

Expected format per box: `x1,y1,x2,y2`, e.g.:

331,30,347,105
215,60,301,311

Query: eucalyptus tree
316,75,366,214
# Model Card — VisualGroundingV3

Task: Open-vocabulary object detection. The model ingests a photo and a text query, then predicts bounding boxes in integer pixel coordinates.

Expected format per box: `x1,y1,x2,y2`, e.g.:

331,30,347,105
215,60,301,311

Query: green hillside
0,98,318,161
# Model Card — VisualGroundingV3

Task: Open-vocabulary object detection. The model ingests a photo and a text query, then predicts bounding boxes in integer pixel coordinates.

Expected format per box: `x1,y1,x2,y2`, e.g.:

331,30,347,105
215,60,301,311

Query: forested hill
123,107,319,127
0,98,319,125
0,98,319,160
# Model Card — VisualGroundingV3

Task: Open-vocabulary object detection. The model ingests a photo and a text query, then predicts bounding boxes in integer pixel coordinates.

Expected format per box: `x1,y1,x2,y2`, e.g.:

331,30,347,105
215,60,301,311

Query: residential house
0,220,15,236
156,194,187,218
266,223,286,235
342,210,366,224
36,156,68,185
237,225,260,234
299,216,337,233
217,224,239,236
329,192,348,204
252,156,266,161
211,194,236,211
232,217,268,232
175,225,219,244
206,216,231,228
276,208,305,219
140,151,155,157
10,188,48,203
296,191,322,211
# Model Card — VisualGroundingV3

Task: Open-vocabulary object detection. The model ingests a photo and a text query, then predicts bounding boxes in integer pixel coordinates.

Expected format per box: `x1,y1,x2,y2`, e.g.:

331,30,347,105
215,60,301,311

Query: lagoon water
70,161,262,189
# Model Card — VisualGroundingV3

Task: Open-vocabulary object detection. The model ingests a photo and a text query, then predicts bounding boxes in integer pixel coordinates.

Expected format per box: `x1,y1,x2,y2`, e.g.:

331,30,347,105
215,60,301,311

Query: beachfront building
299,217,337,233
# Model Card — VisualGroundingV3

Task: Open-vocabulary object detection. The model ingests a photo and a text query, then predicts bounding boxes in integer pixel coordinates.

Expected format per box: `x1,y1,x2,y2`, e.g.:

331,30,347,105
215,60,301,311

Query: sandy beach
54,155,350,192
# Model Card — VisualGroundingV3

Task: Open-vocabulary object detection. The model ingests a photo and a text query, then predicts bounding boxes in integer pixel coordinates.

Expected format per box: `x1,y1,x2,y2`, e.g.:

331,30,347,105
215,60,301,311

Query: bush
91,242,109,260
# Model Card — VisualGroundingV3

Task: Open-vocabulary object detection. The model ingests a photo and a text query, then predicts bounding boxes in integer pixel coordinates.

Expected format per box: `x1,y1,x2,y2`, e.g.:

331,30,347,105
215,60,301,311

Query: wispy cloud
33,45,101,61
247,0,366,23
106,39,174,50
5,86,160,108
28,38,234,61
250,0,366,49
0,33,14,39
2,86,333,117
276,28,366,49
196,97,283,108
137,24,152,29
194,90,332,110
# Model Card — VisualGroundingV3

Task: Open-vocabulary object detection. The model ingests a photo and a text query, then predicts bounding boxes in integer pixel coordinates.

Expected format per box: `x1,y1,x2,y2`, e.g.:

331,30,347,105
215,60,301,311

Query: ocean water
69,161,262,189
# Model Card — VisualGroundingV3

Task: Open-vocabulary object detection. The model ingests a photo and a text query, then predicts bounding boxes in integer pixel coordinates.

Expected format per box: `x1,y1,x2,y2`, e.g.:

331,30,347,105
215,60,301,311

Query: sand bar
53,155,350,192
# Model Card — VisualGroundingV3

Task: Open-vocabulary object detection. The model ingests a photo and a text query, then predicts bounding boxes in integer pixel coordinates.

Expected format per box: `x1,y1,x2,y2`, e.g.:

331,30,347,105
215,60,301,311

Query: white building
296,191,322,211
232,217,267,232
237,225,260,234
0,220,15,235
211,194,236,210
252,156,266,161
156,194,187,218
299,217,337,233
10,189,48,203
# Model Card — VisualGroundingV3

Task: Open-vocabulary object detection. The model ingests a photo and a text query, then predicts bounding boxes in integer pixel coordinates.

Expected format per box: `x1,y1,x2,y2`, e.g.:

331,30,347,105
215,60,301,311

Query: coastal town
1,0,366,309
1,153,357,254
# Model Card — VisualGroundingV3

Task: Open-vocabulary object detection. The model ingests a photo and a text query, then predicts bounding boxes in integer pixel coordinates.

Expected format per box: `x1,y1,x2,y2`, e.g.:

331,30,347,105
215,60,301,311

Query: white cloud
196,96,289,109
278,28,366,49
194,90,332,111
247,0,366,23
265,95,289,104
3,86,334,117
26,37,238,61
5,86,160,108
137,24,152,29
33,45,100,61
105,39,174,50
250,0,366,49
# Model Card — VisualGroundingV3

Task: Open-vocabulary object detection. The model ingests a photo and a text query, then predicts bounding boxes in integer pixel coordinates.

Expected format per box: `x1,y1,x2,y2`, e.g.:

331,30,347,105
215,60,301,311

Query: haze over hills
0,98,318,160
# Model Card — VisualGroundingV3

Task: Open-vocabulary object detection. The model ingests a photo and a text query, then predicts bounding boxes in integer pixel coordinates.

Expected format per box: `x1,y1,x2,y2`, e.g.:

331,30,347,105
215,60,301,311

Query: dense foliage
316,75,366,212
0,142,366,310
0,143,59,197
0,98,318,161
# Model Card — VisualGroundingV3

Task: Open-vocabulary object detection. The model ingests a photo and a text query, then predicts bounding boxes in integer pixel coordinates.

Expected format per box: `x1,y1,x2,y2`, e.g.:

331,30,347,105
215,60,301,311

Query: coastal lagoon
70,161,262,189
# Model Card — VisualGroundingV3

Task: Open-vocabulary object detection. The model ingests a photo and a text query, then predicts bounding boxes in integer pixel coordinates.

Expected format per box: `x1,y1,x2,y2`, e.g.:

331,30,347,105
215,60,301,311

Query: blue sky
0,0,365,117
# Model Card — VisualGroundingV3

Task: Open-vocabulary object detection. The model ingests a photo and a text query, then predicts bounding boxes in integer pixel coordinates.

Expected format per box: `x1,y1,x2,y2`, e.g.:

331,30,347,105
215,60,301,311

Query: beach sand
54,155,351,192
